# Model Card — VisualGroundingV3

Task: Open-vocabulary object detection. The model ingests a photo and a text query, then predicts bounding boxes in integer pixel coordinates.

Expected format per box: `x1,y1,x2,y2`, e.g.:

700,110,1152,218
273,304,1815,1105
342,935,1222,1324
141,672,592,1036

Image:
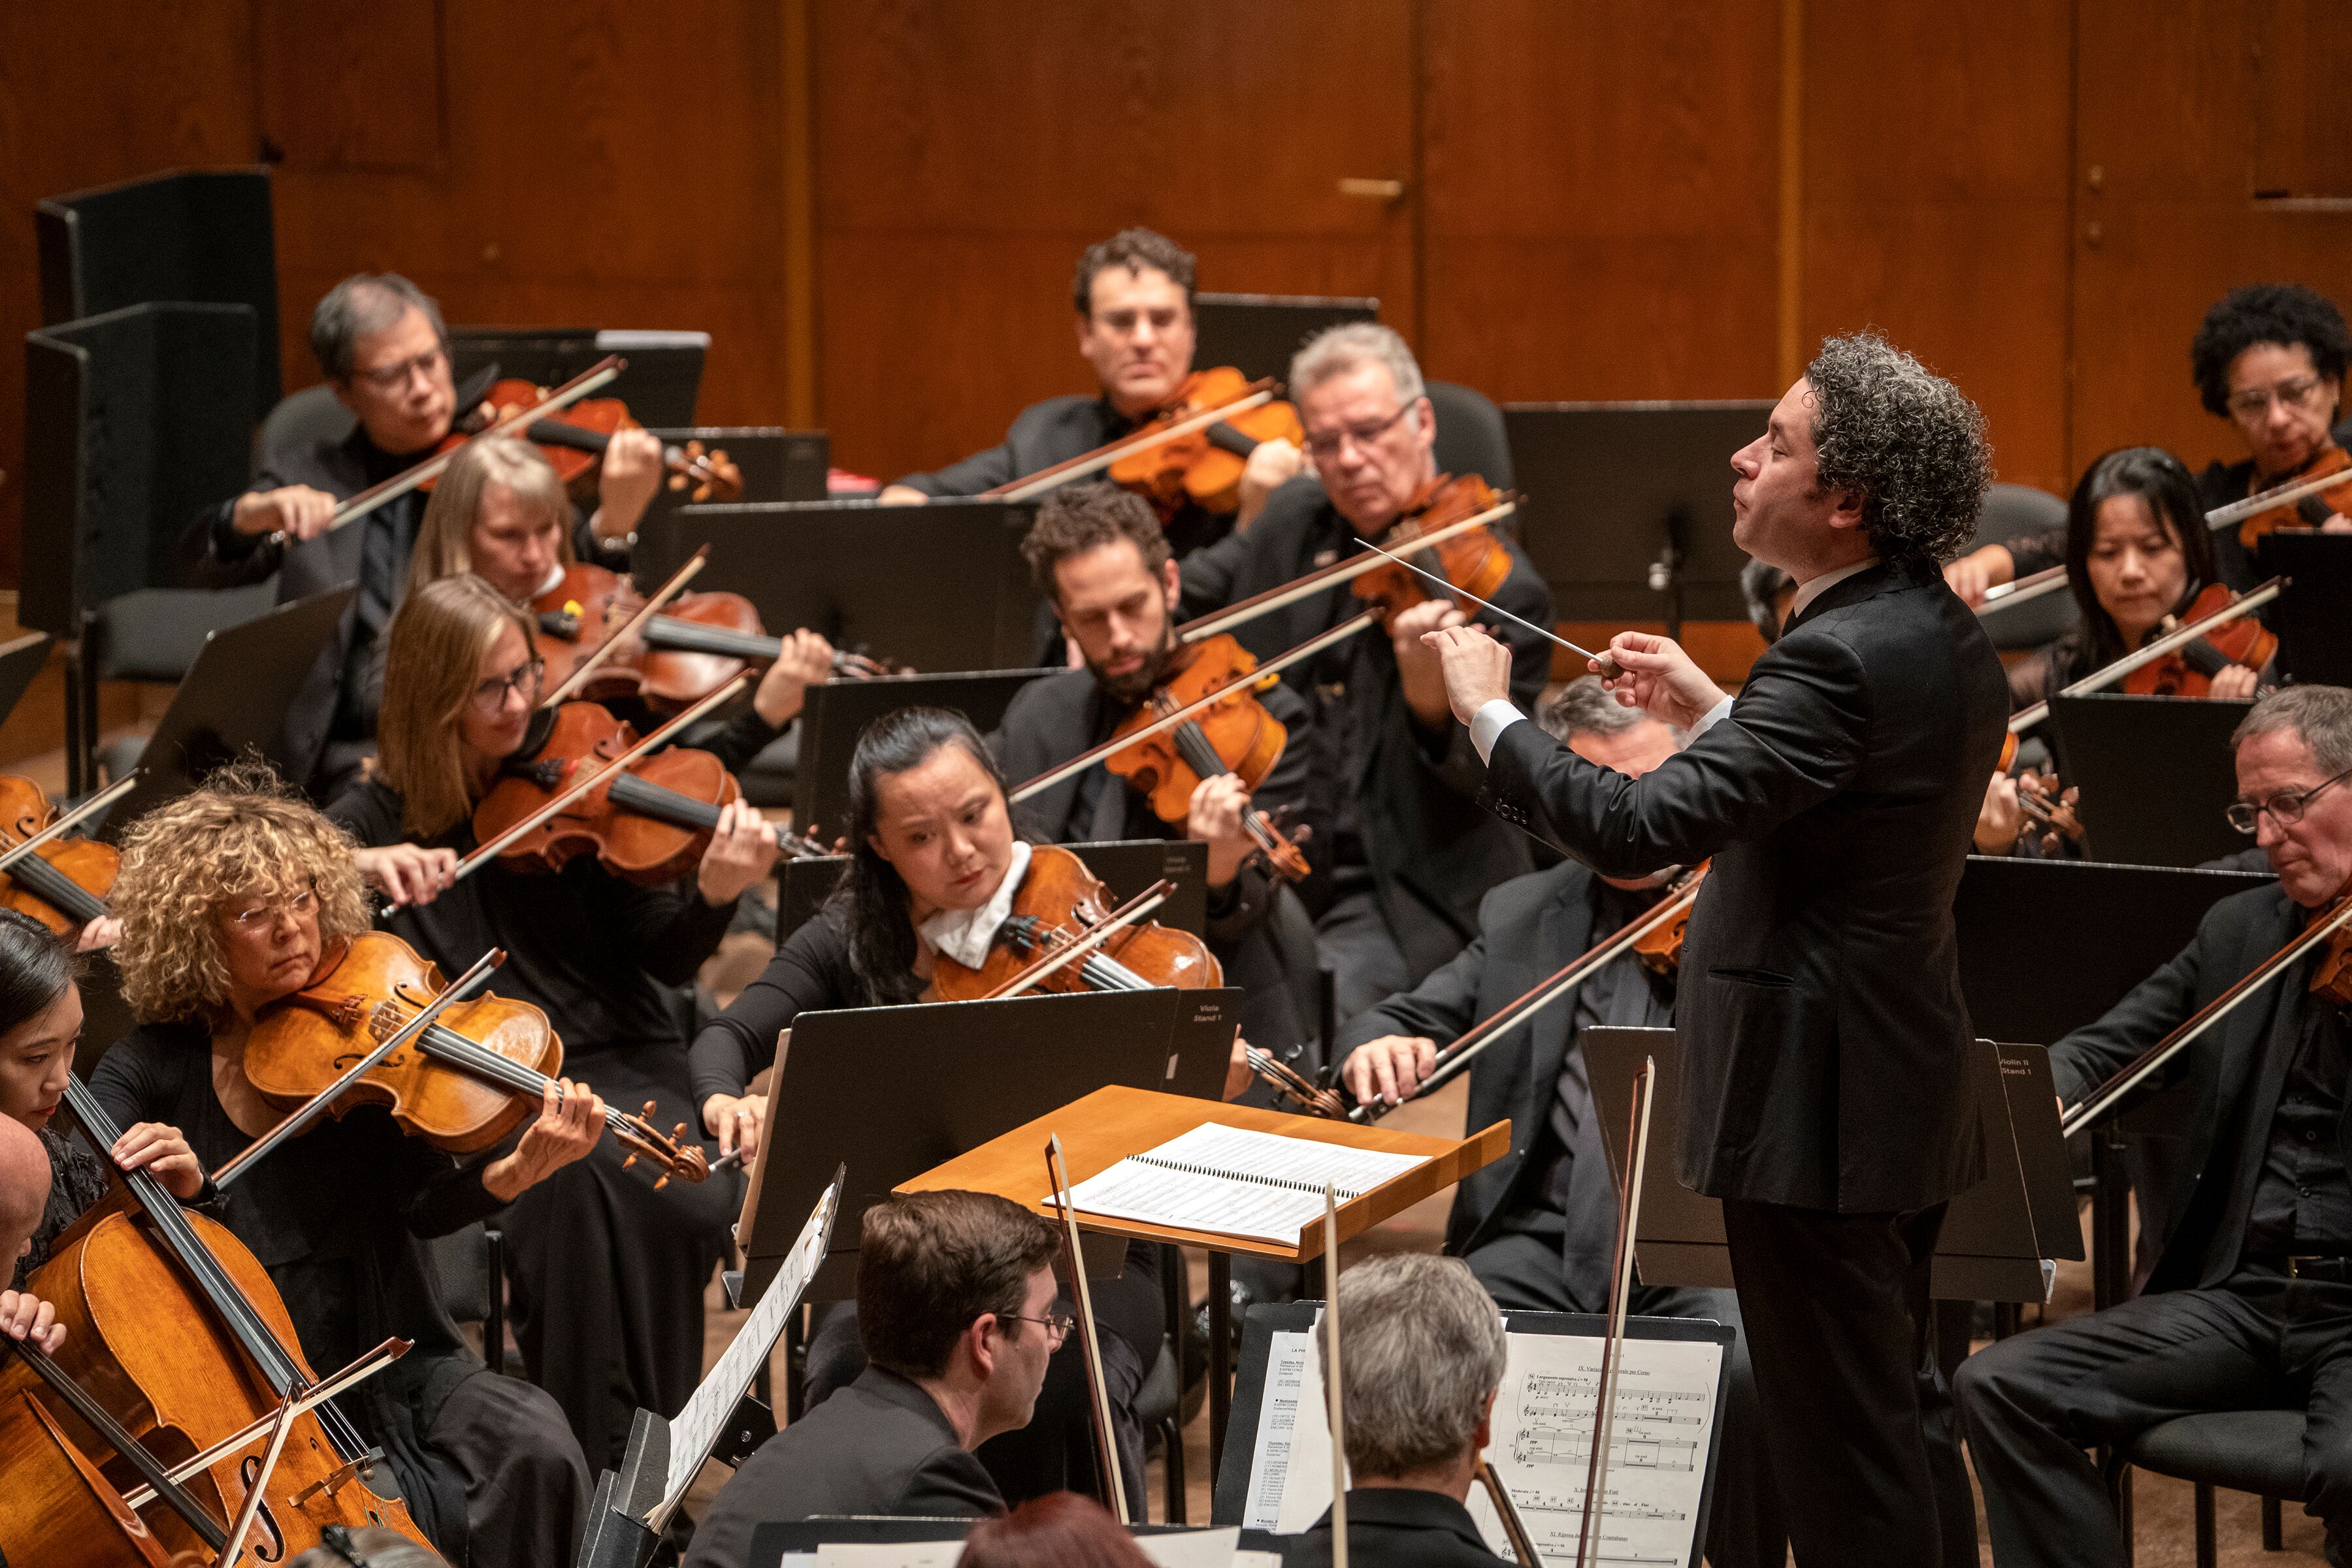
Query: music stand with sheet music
1584,1028,2078,1301
2262,531,2352,685
2048,693,2251,868
91,585,355,841
742,1522,1290,1566
775,841,1210,953
1503,402,1771,634
792,668,1057,841
1192,293,1379,384
638,498,1045,672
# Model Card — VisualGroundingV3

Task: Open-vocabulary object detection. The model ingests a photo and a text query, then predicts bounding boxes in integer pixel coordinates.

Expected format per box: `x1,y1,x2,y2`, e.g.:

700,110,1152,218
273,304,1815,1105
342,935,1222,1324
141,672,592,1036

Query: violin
931,844,1224,1001
473,701,826,887
1348,474,1517,621
2227,444,2352,551
2118,581,2279,696
0,776,116,936
1104,367,1305,517
1631,862,1712,975
1102,635,1311,883
2313,908,2352,1009
427,378,742,504
242,930,710,1183
17,1075,434,1561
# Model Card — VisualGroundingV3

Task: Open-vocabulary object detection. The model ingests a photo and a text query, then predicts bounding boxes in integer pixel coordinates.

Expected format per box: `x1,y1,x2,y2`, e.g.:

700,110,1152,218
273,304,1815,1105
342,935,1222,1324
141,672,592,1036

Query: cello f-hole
236,1454,287,1561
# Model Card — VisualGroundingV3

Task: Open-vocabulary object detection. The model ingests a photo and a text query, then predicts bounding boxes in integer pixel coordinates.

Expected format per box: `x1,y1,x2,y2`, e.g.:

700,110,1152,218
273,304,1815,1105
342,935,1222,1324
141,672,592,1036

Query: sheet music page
1059,1124,1427,1244
1135,1526,1242,1565
1144,1123,1428,1194
811,1544,960,1567
1240,1328,1329,1529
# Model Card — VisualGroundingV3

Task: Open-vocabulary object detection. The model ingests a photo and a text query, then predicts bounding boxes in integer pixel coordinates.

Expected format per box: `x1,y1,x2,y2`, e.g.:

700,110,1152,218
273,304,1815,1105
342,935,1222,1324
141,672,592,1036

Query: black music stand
448,326,599,395
793,668,1056,841
734,986,1242,1299
638,498,1044,672
2048,693,2251,868
1192,292,1379,384
1503,402,1771,633
592,330,708,427
2262,531,2352,685
774,840,1209,953
1584,1027,2078,1301
744,1522,1292,1567
91,586,357,841
644,427,828,507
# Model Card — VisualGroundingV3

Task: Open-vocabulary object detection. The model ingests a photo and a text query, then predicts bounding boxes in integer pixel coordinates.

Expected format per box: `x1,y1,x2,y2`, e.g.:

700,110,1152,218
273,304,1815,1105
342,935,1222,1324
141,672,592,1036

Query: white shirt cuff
1470,699,1527,766
1691,694,1735,737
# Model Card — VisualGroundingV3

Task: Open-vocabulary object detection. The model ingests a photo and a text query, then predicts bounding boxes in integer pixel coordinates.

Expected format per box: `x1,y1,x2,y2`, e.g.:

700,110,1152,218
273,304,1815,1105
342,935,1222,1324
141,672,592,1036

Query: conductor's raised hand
1418,621,1515,727
1598,631,1729,732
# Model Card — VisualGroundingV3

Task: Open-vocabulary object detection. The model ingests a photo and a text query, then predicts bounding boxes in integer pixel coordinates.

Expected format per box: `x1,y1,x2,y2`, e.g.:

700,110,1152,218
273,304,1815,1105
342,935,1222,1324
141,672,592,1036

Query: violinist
410,436,837,774
1330,679,1785,1568
329,574,774,1475
82,768,596,1567
993,484,1321,1058
184,274,664,796
1177,323,1555,1021
1957,685,2352,1567
876,227,1302,551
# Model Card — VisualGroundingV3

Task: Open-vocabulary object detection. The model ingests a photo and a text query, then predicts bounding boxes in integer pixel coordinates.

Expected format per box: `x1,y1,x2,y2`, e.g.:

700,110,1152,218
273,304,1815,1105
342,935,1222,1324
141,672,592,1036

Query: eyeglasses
229,886,318,930
999,1310,1075,1348
351,343,448,393
2226,374,2329,423
2227,764,2352,834
1302,402,1415,462
470,658,545,713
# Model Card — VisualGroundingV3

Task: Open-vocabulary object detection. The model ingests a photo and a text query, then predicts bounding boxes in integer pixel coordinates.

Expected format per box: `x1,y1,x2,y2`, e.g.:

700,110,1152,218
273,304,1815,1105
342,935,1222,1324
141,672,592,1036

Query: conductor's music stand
2048,694,2251,868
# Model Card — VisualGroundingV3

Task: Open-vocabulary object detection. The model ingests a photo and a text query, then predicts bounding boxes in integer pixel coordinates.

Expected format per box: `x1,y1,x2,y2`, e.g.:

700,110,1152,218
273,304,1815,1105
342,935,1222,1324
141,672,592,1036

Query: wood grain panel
255,0,445,173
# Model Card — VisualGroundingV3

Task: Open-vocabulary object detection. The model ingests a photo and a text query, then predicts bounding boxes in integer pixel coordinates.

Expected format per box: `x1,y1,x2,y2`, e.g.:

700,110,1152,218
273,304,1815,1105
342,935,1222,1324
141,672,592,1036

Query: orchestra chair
429,1223,513,1378
1427,381,1517,494
2104,1409,2298,1567
1970,482,2074,651
255,383,356,475
22,302,278,794
37,167,282,419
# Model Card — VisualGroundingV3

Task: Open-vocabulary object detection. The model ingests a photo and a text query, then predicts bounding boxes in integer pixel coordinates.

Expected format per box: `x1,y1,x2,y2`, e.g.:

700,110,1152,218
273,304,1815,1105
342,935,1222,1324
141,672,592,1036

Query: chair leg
2263,1493,2284,1550
1160,1411,1185,1526
2195,1484,2215,1568
483,1226,507,1376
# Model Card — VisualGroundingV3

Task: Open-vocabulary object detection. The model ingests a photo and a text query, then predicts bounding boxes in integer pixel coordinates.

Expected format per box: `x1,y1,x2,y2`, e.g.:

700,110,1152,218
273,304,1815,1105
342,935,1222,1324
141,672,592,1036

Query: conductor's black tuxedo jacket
1484,560,2008,1212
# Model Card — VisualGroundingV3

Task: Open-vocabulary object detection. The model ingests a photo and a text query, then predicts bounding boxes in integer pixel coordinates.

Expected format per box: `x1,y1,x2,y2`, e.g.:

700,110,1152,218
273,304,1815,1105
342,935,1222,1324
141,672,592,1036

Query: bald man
0,1116,65,1353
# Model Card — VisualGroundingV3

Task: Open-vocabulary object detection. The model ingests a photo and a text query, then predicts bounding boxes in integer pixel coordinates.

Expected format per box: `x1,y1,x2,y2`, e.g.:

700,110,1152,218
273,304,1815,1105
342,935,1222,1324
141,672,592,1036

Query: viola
2228,444,2352,551
931,844,1224,1001
427,379,742,505
242,930,710,1183
472,701,826,887
1348,474,1518,622
2118,582,2279,697
1102,635,1310,883
1631,861,1711,975
2313,913,2352,1010
0,776,116,936
1104,367,1305,517
978,371,1293,507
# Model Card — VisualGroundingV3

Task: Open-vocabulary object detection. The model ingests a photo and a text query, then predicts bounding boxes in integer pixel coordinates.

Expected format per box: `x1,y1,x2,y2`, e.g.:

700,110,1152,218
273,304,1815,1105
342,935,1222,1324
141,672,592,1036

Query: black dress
87,1024,590,1568
687,903,1162,1516
328,777,742,1473
16,1124,108,1286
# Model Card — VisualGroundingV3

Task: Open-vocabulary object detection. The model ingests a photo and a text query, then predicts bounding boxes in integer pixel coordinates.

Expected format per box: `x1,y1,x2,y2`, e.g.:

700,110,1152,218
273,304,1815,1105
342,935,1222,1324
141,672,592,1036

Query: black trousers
1955,1267,2352,1567
1720,1197,1974,1567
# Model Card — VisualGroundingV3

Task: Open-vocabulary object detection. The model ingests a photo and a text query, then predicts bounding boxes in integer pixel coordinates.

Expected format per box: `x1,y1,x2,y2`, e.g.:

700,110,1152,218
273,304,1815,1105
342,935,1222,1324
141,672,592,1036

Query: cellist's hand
0,1290,64,1354
593,427,665,540
1186,774,1254,889
703,1092,766,1163
485,1078,604,1200
697,800,782,906
112,1122,205,1201
355,844,459,909
752,629,837,728
1340,1035,1439,1109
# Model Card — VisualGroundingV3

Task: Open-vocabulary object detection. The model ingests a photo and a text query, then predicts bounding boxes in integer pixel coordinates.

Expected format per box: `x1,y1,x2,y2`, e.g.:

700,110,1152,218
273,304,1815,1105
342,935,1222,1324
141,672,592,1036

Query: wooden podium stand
900,1085,1509,1475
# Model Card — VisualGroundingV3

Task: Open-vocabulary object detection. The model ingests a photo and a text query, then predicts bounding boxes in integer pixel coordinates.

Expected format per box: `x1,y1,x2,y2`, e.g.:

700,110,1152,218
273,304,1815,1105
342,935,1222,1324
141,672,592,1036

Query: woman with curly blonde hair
90,762,600,1568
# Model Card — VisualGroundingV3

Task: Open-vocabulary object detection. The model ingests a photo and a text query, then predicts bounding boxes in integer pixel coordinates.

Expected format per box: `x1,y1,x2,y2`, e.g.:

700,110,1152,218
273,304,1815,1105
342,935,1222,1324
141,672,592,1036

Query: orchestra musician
183,273,664,797
1957,685,2352,1567
1420,334,2006,1567
0,1112,66,1357
689,706,1250,1514
992,482,1322,1060
1178,322,1556,1022
88,768,598,1567
875,227,1303,552
682,1190,1063,1567
326,575,776,1478
1331,678,1786,1568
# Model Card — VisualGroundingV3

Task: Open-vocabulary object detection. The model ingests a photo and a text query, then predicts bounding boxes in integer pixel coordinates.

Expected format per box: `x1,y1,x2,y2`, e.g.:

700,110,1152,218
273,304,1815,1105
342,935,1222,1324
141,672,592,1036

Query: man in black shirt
1959,685,2352,1565
182,272,663,795
878,228,1301,555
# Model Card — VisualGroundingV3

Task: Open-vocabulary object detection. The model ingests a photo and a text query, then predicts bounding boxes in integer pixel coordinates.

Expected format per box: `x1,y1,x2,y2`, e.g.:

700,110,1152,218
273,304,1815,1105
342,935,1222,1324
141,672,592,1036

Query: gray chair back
1427,380,1515,493
1973,482,2076,651
256,384,355,478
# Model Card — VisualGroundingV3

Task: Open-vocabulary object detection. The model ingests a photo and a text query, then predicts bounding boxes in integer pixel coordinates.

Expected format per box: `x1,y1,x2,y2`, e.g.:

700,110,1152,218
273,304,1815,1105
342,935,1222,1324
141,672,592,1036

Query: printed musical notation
1511,1428,1700,1472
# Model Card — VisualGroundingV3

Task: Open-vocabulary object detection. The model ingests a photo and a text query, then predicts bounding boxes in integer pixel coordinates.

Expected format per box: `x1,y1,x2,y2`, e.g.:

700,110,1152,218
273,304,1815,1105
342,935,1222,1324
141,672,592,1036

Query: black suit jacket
1181,474,1553,981
2050,880,2340,1293
679,1367,1003,1568
1288,1488,1512,1567
1484,561,2008,1211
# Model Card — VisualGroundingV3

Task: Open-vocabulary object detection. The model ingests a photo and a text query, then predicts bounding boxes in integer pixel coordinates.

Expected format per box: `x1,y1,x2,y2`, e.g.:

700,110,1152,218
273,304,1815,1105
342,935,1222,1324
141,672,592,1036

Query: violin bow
2205,461,2352,530
1576,1054,1656,1568
979,880,1174,1000
270,356,626,546
981,382,1279,502
1177,502,1516,644
1352,536,1624,679
540,546,712,708
1324,1181,1349,1568
1044,1134,1128,1522
1477,1456,1543,1567
0,772,138,874
1007,612,1380,804
211,949,507,1188
453,674,751,881
2007,576,2284,736
1973,564,2069,617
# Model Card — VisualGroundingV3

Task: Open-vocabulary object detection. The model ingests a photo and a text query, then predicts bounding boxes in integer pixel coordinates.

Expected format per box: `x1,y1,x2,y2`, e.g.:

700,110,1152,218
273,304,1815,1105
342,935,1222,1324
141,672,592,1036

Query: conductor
1419,335,2007,1567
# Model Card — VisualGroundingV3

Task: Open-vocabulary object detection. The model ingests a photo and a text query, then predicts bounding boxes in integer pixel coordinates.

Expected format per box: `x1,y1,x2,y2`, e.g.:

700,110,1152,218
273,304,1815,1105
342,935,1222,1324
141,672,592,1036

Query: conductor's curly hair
1803,333,1991,574
110,760,372,1024
2189,284,2351,417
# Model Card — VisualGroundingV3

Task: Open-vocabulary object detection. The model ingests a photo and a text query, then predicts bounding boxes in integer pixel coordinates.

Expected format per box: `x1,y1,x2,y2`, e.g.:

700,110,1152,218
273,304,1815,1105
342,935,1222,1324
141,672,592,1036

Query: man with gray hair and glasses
1960,684,2352,1567
1292,1254,1514,1567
